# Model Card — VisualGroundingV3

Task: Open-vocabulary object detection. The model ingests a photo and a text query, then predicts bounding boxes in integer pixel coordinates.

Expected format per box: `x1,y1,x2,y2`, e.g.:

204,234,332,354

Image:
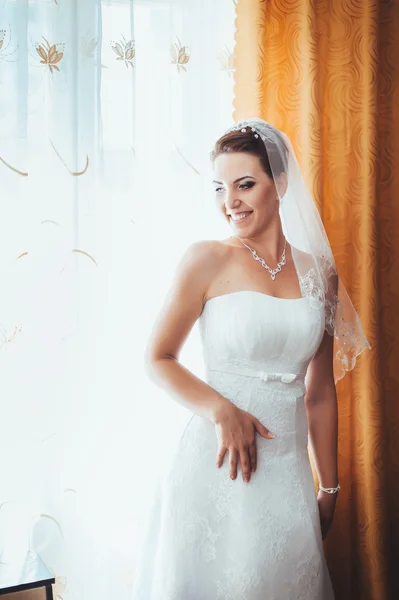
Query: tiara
227,120,270,142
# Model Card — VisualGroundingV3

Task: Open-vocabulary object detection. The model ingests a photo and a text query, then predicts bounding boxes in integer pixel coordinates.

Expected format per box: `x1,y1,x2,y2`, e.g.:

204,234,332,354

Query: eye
214,182,254,193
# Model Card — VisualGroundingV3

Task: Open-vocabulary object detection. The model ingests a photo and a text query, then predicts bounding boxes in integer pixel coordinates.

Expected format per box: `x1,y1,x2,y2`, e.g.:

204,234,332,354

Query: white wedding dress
132,291,335,600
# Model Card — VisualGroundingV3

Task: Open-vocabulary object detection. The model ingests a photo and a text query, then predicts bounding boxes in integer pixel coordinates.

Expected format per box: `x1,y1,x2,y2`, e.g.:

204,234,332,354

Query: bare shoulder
290,245,338,294
144,240,230,363
289,245,314,266
175,239,231,289
180,239,231,265
290,245,330,273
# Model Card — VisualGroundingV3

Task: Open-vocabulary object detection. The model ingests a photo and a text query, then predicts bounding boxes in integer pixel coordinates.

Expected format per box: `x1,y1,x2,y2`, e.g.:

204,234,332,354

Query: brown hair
210,128,288,179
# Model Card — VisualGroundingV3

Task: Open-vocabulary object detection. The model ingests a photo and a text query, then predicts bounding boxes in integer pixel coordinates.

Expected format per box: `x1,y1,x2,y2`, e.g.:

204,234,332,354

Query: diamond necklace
237,237,287,280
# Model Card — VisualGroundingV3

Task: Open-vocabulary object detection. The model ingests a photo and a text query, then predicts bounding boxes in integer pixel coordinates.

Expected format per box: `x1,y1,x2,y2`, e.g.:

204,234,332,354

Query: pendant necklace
237,237,287,281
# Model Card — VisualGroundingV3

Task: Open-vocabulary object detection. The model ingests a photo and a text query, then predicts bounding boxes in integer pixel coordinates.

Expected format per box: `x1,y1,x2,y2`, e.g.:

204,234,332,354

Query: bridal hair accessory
319,483,341,495
214,117,371,383
239,126,264,141
238,237,287,280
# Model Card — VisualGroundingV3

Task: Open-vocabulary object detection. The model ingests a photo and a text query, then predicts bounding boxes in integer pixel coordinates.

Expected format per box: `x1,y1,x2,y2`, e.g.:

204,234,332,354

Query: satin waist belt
208,365,306,384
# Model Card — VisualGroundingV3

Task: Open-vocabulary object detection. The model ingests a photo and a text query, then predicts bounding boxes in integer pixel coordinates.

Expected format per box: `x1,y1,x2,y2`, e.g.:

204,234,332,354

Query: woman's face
212,152,279,236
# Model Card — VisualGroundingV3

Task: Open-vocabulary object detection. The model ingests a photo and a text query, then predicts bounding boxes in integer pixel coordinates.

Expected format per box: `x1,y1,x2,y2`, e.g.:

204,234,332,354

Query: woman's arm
304,330,338,488
144,240,230,424
145,240,275,483
304,329,339,538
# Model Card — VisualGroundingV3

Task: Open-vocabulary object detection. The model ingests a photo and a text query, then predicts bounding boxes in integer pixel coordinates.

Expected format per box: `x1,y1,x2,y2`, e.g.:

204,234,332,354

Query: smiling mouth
229,211,253,223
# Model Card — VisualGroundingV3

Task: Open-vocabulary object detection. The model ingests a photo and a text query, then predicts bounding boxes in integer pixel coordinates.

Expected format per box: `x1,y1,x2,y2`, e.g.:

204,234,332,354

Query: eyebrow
212,176,256,185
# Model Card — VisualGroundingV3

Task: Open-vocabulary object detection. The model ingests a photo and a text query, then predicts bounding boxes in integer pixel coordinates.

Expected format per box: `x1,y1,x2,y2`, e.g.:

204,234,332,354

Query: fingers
239,447,252,483
228,446,254,482
217,445,242,481
229,448,238,480
248,441,257,473
254,418,275,439
215,414,274,483
216,446,227,469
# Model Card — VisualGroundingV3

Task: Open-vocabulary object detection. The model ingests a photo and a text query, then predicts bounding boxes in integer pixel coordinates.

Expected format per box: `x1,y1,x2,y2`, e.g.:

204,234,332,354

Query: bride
131,118,370,600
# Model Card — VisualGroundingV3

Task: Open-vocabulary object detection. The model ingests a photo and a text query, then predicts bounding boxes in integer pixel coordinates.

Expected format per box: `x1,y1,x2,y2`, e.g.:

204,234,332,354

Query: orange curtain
234,1,399,599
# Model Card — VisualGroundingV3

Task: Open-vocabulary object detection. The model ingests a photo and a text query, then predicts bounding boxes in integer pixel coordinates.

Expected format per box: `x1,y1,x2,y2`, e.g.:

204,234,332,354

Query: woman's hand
213,402,275,483
317,490,338,540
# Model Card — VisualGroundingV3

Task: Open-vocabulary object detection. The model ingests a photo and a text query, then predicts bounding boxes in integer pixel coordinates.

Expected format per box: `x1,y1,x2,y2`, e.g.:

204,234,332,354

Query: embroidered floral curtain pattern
0,0,235,598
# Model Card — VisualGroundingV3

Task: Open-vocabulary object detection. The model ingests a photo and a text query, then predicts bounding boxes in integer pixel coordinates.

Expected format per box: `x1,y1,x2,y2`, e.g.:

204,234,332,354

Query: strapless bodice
198,291,325,383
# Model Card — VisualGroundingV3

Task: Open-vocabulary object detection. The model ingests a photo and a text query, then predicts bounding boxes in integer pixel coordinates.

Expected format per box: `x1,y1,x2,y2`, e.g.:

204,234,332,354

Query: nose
224,189,241,212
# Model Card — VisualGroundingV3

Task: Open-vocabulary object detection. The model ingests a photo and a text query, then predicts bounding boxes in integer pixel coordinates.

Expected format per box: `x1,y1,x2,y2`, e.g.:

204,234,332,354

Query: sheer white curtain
0,0,235,598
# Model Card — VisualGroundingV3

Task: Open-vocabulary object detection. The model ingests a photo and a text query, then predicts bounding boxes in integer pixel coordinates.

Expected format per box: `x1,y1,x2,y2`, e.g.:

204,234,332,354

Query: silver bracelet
319,483,340,495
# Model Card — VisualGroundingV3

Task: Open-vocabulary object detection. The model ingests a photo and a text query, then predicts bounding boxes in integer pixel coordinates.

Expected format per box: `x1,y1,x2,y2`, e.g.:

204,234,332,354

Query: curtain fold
234,1,399,598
